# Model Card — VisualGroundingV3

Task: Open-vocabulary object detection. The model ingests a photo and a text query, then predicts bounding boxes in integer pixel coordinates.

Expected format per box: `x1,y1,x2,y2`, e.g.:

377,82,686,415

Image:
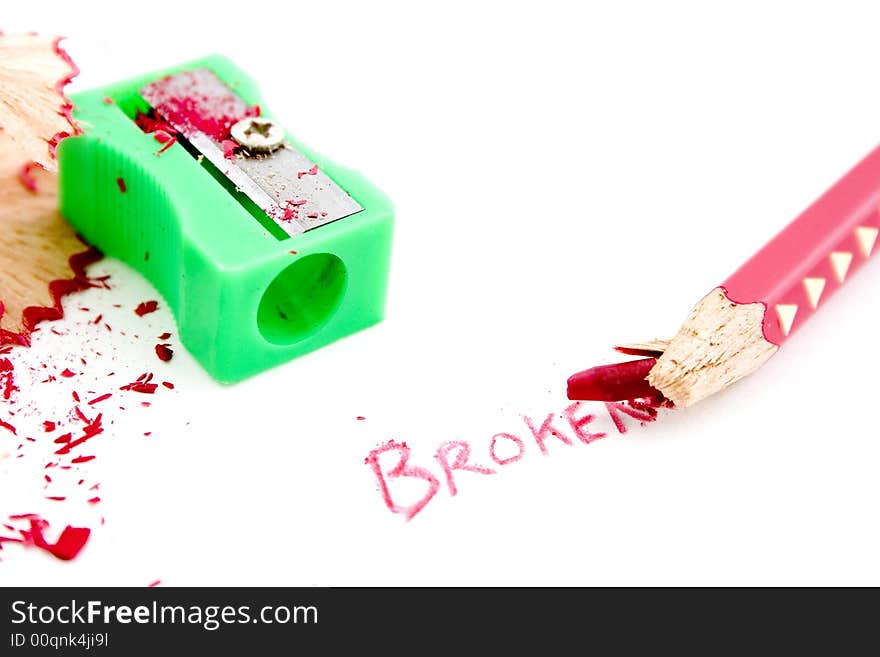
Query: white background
2,0,880,585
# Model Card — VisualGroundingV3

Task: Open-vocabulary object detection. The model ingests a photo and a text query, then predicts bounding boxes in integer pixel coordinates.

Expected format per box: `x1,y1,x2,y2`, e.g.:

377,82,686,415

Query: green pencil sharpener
58,55,394,383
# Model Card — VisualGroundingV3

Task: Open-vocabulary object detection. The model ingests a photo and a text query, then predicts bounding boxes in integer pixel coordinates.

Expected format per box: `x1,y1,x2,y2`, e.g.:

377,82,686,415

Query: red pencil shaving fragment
135,300,159,316
120,378,158,394
22,519,90,561
297,164,318,179
1,359,15,400
221,139,238,159
134,111,166,133
280,198,308,222
116,177,126,193
134,110,178,155
155,131,176,154
155,343,173,362
568,144,880,408
54,416,103,455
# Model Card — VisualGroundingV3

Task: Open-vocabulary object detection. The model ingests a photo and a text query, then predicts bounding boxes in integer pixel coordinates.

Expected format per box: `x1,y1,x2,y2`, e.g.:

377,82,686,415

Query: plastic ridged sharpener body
57,55,394,383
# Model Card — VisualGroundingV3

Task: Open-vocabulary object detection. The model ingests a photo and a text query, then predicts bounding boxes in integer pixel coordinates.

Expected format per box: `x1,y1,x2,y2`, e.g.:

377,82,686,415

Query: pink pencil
568,145,880,407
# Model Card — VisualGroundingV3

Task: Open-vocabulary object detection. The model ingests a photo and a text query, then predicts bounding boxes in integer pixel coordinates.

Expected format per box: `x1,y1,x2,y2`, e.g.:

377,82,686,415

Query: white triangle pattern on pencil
802,277,826,309
855,226,878,257
775,304,798,336
830,251,853,283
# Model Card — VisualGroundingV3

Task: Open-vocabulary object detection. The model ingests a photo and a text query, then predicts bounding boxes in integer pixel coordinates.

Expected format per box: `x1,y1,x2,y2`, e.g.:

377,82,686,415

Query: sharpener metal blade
141,69,362,237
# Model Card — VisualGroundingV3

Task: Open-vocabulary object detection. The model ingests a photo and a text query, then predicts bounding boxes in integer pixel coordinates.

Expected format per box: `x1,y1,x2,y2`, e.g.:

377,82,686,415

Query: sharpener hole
257,254,347,345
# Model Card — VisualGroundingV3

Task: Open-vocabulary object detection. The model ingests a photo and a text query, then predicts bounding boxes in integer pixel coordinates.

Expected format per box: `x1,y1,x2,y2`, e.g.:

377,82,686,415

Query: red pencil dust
140,71,260,142
297,164,318,179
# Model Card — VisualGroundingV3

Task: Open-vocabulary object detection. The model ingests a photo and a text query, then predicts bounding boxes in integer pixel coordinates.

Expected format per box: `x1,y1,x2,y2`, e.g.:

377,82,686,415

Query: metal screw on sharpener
230,117,285,153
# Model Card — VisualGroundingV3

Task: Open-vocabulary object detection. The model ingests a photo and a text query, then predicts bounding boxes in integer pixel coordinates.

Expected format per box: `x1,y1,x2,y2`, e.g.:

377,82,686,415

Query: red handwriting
523,411,573,455
489,433,525,466
366,399,663,520
364,441,440,521
434,440,495,496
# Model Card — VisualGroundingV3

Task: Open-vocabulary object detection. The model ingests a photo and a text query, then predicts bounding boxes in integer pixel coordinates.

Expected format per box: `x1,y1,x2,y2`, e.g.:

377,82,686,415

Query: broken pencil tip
567,357,661,402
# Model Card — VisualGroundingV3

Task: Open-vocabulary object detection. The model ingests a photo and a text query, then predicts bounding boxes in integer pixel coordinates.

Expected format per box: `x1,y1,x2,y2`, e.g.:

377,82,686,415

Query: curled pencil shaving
0,33,80,179
0,33,100,341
